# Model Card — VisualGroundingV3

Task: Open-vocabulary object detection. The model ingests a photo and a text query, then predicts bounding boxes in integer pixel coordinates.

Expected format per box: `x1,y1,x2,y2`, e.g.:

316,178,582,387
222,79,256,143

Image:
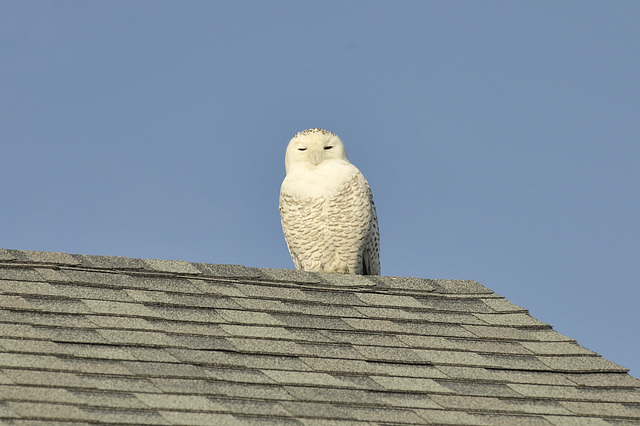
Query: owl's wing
361,180,381,275
279,191,302,270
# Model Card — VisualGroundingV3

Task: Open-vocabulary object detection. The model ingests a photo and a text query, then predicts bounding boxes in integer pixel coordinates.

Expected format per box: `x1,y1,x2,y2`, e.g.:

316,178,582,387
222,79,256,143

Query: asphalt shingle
0,248,638,425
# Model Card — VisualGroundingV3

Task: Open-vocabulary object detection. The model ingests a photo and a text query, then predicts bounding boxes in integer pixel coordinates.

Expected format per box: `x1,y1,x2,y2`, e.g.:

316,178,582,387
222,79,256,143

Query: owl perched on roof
279,128,380,275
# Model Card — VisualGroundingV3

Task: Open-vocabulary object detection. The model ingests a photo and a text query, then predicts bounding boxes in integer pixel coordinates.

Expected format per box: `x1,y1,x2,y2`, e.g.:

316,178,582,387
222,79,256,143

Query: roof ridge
0,247,492,296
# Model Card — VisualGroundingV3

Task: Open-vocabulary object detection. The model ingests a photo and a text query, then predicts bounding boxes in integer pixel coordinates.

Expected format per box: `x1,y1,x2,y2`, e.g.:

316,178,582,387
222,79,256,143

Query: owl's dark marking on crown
294,128,337,138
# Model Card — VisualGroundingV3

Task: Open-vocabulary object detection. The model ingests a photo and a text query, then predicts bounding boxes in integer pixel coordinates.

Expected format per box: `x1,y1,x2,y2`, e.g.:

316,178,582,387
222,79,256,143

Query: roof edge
0,247,492,295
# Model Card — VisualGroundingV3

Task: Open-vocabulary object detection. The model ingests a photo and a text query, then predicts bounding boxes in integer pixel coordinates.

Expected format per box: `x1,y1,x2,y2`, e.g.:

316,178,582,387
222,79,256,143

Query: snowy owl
279,128,380,275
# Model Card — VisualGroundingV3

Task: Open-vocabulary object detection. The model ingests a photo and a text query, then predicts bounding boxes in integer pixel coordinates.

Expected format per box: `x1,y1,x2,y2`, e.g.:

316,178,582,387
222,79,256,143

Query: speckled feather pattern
279,129,380,275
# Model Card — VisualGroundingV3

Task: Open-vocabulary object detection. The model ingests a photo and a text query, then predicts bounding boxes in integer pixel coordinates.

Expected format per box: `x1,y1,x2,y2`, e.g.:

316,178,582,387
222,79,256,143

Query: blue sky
2,1,639,376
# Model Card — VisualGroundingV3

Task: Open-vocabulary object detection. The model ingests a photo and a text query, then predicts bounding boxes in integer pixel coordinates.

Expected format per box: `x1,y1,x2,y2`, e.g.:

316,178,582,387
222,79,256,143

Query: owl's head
285,128,349,174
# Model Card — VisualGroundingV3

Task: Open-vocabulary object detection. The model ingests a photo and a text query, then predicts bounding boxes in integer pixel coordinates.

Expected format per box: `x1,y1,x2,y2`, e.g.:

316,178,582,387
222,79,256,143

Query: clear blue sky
2,1,639,376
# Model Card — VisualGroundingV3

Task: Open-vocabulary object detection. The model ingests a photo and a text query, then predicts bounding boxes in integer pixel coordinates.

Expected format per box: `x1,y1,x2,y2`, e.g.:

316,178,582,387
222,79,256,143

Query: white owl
279,128,380,275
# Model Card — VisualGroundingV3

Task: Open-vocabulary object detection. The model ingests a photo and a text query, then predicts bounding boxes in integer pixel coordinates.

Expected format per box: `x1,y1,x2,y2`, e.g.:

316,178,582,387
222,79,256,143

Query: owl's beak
310,151,322,166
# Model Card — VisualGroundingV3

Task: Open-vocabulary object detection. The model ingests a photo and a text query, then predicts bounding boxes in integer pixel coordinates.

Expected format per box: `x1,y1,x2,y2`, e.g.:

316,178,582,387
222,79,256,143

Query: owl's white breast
280,160,361,200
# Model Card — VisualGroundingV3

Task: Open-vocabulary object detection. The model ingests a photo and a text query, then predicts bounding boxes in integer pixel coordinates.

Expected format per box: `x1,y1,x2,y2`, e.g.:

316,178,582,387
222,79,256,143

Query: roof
1,248,639,425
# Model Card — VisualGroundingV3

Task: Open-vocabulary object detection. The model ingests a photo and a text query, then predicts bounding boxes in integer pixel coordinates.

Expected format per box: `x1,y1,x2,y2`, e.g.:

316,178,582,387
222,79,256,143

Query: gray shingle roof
1,247,639,425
